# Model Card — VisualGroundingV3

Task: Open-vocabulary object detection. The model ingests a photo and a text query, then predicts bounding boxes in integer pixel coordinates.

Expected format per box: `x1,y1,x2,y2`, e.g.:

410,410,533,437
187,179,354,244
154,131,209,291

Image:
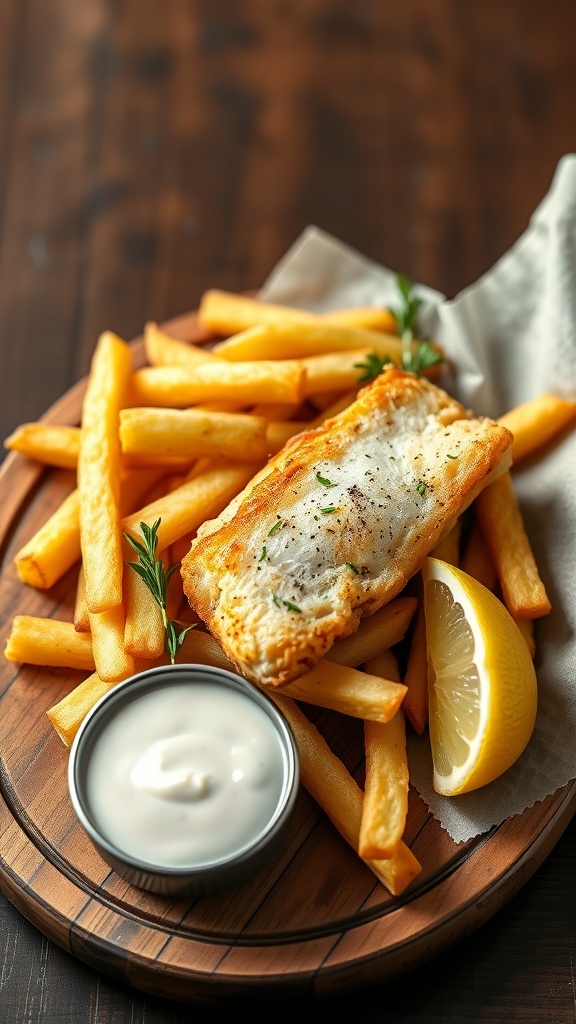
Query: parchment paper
259,154,576,842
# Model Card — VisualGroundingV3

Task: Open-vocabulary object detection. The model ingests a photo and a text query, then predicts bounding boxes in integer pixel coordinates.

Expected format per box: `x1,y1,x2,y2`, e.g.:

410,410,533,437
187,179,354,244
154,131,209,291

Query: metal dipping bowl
68,663,300,897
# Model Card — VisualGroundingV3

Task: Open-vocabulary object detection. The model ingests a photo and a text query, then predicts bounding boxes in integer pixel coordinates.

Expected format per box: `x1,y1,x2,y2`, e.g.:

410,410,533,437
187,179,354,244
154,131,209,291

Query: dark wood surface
1,1,576,1020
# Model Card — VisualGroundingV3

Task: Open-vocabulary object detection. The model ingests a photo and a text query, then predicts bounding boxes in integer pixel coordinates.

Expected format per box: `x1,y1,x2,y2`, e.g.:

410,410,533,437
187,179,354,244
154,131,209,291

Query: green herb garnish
447,453,458,460
407,339,444,375
354,351,393,383
268,519,282,536
259,546,267,561
345,562,360,574
124,519,195,664
320,505,337,515
416,480,429,497
273,595,302,613
387,274,444,375
316,471,337,488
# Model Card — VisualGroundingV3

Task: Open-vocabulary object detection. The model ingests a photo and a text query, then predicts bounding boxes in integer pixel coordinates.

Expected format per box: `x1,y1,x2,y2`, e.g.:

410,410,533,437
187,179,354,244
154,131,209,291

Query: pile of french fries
4,288,576,897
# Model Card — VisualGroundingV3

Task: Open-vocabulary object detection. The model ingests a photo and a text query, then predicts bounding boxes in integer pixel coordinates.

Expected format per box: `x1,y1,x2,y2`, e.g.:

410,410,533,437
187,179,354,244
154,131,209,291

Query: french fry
199,288,399,337
359,650,410,859
122,451,196,471
213,321,408,367
299,350,371,396
47,665,146,747
119,407,269,463
199,289,321,335
498,393,576,464
280,659,407,723
144,321,219,368
460,519,498,592
164,545,189,623
123,564,165,660
310,390,357,426
88,605,135,683
430,520,462,566
121,462,259,552
266,420,307,455
175,628,233,671
192,399,249,413
250,401,302,420
474,471,551,619
15,488,81,589
515,617,536,658
455,520,536,656
176,629,407,722
78,331,132,613
4,423,80,469
325,307,398,333
129,360,306,408
14,466,168,595
326,597,418,667
401,581,428,735
5,616,95,672
123,542,184,661
74,565,90,632
306,389,347,412
169,534,194,567
4,423,197,473
270,692,421,895
47,672,116,747
119,467,176,513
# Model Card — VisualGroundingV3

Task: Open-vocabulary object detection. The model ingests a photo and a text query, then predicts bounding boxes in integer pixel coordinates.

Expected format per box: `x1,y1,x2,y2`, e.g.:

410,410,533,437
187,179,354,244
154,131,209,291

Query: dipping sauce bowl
68,663,300,897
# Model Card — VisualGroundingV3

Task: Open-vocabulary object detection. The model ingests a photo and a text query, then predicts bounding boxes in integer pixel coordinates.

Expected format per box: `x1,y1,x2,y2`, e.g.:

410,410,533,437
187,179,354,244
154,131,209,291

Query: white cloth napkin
259,154,576,842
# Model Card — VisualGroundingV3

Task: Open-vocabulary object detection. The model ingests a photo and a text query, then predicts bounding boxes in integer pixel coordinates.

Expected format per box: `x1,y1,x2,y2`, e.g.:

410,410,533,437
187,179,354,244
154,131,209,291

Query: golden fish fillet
181,368,513,687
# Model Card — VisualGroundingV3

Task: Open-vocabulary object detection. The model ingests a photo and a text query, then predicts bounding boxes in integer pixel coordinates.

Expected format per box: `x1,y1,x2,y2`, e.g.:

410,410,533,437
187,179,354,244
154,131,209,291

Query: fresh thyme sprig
387,274,444,375
124,518,195,664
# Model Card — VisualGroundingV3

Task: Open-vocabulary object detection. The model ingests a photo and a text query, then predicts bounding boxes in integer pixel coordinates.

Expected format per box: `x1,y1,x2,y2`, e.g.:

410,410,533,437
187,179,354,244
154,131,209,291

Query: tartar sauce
83,681,287,868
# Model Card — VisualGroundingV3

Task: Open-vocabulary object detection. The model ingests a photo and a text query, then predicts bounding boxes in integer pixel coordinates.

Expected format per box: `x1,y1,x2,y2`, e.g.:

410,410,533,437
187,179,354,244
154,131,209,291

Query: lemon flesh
422,557,538,796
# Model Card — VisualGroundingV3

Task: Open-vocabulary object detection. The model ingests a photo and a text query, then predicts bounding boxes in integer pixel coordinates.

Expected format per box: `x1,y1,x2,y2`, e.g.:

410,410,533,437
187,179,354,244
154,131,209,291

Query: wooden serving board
1,312,575,1006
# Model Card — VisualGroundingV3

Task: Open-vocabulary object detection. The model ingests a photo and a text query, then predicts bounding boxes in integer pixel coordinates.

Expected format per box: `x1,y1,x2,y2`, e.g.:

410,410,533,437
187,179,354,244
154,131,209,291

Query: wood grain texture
2,0,576,1020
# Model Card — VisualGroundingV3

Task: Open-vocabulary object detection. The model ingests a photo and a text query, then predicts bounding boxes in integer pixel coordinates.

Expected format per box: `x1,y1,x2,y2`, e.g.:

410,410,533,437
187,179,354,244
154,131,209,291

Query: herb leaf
316,471,337,488
407,340,444,375
387,273,422,368
416,480,429,497
387,274,444,375
354,351,393,383
268,520,282,536
124,519,195,664
345,562,360,574
272,595,303,613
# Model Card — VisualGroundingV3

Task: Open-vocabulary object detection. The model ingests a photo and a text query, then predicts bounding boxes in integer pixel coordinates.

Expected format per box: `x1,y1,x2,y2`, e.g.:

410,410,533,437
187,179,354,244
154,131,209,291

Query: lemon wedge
422,557,538,796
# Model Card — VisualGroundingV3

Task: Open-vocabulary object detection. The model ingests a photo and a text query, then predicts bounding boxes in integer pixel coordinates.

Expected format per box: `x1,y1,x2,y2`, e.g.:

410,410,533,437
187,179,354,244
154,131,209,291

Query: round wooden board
1,311,575,1006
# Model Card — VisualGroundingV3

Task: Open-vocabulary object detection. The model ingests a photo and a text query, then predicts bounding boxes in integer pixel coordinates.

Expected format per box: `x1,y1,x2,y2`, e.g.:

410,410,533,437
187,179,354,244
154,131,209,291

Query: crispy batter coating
181,368,512,687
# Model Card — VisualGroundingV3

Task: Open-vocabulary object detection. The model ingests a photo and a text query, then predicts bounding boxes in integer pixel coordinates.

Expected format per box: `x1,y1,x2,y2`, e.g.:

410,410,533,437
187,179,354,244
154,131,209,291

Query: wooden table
1,2,576,1020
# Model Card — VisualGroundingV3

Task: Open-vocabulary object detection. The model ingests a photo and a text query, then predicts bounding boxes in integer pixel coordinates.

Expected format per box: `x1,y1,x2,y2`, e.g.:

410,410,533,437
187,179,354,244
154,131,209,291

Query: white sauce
84,682,287,868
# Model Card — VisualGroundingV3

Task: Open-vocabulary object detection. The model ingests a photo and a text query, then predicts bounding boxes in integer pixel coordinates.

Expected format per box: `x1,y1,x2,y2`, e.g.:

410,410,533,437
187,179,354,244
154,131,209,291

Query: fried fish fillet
181,368,513,687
